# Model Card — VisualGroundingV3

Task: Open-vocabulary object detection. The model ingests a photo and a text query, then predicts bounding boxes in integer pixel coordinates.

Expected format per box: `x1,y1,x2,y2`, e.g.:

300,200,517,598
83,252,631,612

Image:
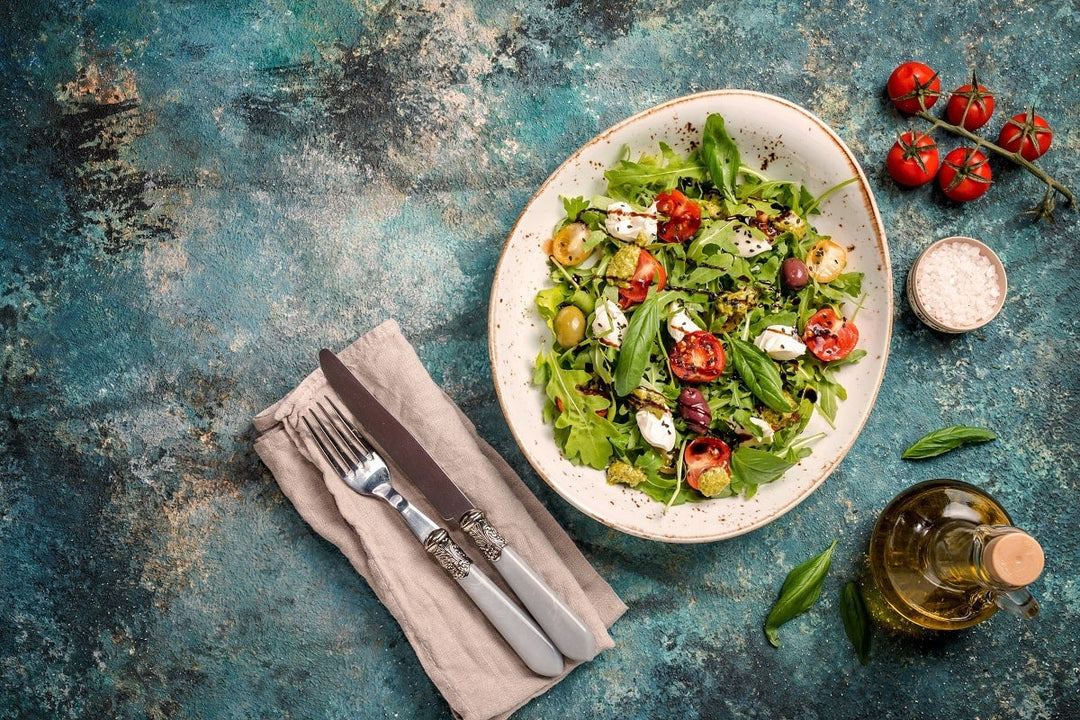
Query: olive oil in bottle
868,479,1044,631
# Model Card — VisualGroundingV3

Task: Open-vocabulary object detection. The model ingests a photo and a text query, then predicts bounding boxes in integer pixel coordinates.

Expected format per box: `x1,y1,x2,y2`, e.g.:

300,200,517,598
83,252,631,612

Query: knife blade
319,348,597,661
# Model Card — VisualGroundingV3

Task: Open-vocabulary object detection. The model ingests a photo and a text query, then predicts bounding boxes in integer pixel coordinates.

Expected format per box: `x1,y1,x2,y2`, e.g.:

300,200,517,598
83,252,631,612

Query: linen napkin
252,320,626,720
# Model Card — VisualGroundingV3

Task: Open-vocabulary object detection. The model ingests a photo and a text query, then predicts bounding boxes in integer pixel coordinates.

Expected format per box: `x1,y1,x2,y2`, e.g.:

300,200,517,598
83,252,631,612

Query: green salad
533,113,866,506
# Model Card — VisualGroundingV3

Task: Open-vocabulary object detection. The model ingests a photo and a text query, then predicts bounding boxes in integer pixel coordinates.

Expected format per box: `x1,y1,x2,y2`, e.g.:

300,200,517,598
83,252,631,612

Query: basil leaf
613,293,661,396
701,113,741,204
731,446,795,487
840,581,871,665
764,539,838,648
901,425,997,460
726,337,795,413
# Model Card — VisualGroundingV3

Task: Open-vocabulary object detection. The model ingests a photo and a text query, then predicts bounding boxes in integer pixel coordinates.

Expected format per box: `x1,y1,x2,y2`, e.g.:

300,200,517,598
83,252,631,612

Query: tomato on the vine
938,147,992,202
998,110,1053,161
946,77,995,130
802,308,858,362
669,331,725,383
887,62,941,115
617,248,667,308
886,131,940,187
683,437,731,492
655,188,702,243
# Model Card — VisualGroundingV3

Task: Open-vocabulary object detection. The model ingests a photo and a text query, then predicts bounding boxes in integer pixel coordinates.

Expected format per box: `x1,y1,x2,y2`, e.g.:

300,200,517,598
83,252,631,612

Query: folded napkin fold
253,320,626,720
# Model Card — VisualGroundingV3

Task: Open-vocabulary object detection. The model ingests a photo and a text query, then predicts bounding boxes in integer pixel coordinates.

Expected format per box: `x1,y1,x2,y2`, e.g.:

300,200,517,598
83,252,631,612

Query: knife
319,348,597,661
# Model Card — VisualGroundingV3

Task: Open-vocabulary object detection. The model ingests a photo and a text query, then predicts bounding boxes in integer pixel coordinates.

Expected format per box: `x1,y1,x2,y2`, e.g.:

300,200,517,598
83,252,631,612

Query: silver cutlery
303,398,564,677
319,349,597,661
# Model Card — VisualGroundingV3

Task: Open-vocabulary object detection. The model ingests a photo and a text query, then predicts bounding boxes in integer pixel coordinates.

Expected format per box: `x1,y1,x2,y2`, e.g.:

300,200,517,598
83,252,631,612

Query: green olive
554,305,587,348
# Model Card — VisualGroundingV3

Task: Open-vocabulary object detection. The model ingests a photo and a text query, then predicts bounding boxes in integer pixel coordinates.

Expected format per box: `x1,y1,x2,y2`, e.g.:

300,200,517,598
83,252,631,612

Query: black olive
781,257,810,292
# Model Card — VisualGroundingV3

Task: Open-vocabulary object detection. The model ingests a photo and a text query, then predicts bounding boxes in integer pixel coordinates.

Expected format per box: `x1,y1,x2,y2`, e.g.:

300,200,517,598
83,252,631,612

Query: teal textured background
2,1,1078,718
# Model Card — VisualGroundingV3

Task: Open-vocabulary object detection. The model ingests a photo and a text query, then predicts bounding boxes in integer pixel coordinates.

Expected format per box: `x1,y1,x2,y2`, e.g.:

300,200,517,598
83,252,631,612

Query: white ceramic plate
488,90,892,542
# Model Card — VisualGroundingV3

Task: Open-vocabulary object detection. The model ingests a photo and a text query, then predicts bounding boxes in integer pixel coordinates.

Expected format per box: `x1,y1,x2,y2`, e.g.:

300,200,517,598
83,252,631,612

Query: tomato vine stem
915,110,1074,221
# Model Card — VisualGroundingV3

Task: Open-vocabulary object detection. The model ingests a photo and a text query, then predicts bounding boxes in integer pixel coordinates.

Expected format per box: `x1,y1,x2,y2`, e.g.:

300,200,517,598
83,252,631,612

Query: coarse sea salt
914,240,1002,328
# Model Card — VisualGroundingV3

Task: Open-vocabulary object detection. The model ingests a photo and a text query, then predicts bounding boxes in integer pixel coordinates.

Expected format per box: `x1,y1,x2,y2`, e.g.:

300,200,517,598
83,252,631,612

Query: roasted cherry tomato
998,109,1053,161
938,147,992,202
548,222,592,266
886,61,941,115
946,76,995,130
805,239,848,283
655,188,702,243
886,131,940,187
669,330,725,383
802,308,859,362
683,436,731,491
617,248,666,308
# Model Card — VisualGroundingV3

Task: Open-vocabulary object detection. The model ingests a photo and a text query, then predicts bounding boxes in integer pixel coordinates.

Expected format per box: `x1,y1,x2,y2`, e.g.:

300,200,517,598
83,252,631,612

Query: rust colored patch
52,58,176,255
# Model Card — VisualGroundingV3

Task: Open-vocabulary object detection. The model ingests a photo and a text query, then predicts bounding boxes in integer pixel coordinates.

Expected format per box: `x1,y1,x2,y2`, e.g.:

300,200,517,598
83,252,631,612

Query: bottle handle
992,588,1040,619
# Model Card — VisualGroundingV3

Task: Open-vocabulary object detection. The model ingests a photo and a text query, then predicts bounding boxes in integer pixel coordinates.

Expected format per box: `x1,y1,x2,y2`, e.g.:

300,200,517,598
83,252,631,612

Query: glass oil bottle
867,479,1044,632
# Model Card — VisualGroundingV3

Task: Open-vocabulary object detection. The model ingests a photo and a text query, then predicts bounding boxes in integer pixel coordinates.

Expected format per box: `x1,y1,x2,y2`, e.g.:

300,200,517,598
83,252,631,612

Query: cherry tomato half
886,62,941,115
655,188,702,243
946,79,995,131
669,331,726,383
617,248,667,309
998,110,1053,161
683,436,731,491
802,308,859,362
938,147,992,202
886,131,940,187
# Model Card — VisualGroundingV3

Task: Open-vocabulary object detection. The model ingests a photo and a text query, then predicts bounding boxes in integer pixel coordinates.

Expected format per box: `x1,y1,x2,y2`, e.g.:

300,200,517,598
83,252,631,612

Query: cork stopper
984,532,1045,588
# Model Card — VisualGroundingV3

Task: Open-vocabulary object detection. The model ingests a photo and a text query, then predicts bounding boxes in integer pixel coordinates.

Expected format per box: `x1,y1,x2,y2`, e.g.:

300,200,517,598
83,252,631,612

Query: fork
303,398,564,677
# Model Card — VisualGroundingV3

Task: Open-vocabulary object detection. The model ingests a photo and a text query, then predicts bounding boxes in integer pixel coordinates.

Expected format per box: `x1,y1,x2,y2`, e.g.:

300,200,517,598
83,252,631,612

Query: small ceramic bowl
906,236,1007,333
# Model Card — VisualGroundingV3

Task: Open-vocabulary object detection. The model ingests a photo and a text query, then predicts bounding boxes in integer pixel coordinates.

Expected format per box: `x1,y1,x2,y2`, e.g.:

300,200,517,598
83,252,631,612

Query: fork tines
303,397,372,474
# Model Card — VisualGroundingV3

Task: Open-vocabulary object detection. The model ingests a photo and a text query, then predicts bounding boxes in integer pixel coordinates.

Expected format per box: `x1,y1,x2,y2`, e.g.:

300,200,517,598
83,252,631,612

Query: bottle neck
929,523,1043,591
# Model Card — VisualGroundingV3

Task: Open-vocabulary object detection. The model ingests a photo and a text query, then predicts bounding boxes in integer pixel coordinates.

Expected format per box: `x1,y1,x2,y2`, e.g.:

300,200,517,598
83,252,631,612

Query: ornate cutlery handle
393,499,563,677
461,510,597,662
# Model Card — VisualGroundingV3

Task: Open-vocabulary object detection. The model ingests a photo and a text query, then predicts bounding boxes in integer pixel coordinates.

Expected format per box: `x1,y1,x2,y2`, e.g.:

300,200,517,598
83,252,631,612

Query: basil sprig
840,581,871,665
901,425,997,460
701,113,741,204
613,292,662,396
726,336,795,413
764,539,838,647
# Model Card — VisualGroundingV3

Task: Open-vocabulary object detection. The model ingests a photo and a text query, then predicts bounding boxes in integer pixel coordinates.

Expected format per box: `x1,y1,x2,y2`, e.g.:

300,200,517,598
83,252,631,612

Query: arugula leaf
701,113,741,203
534,286,570,329
561,195,591,221
814,272,864,303
770,397,815,455
613,292,662,396
816,379,842,428
536,351,618,469
726,337,795,413
902,426,997,460
604,143,705,205
803,176,859,216
764,539,838,647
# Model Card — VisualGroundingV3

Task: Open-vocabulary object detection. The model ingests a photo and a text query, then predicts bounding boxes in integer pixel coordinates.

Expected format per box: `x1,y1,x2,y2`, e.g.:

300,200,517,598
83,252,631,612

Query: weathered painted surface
2,1,1077,718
